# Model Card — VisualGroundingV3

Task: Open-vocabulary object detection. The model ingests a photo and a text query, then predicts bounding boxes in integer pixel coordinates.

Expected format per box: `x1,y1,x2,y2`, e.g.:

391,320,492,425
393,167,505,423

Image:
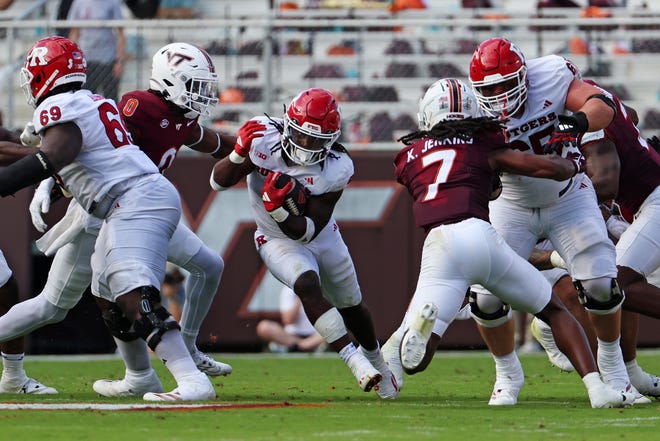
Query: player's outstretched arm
490,148,579,181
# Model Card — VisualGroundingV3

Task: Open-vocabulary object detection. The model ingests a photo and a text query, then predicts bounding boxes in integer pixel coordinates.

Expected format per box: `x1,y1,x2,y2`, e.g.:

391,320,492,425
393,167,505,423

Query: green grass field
2,350,659,441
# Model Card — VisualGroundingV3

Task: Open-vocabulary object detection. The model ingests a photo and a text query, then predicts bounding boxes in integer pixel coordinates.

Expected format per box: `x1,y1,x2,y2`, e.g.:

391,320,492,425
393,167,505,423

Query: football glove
262,171,293,222
20,121,40,147
543,112,589,155
234,120,266,158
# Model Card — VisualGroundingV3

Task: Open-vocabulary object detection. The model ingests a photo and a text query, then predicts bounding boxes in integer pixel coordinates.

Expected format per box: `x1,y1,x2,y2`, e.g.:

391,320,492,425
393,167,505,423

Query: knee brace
101,303,139,342
468,291,512,328
574,278,624,315
133,286,181,350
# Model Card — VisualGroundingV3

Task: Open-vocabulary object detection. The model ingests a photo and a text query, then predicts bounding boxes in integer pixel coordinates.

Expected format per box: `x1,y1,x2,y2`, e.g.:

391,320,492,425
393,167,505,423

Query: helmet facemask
472,66,527,118
282,116,340,166
177,74,218,119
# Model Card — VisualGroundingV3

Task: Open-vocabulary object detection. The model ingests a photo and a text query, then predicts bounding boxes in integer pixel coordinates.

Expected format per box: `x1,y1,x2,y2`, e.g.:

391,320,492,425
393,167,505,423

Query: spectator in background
67,0,125,103
256,285,326,353
162,263,186,323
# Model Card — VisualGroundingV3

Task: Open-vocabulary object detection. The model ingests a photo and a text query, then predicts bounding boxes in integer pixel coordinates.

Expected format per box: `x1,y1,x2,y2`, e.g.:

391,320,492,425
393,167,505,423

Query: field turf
1,350,658,441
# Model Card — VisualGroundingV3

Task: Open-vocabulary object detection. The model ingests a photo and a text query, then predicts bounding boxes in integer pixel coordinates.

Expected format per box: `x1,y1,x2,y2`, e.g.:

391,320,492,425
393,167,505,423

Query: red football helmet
20,36,87,107
282,88,341,166
469,38,527,118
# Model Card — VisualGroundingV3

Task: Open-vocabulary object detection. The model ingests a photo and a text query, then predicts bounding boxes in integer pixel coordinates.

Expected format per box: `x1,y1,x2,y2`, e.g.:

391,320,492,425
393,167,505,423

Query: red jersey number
98,102,132,148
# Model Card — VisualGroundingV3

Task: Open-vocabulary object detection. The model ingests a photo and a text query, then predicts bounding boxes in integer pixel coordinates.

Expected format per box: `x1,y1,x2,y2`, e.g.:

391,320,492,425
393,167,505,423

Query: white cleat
589,382,635,408
143,372,216,402
530,317,575,372
360,346,399,400
93,369,163,397
488,364,524,406
604,380,646,405
400,302,438,371
628,368,660,400
346,351,382,392
0,377,58,395
488,384,521,406
374,371,399,400
381,333,404,391
191,350,233,377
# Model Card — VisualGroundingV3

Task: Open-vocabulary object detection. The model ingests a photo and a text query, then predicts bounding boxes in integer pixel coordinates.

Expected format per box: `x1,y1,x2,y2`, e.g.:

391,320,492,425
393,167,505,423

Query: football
275,173,308,216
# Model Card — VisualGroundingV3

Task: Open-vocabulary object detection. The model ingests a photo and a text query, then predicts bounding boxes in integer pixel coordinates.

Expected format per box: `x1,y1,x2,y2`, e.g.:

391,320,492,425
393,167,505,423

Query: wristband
571,111,589,133
229,150,245,164
268,206,290,223
297,216,315,243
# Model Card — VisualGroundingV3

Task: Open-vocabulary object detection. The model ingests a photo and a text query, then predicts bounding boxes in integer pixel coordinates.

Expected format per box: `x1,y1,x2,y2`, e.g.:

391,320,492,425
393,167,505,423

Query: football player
460,37,643,404
381,78,630,408
210,88,399,399
0,42,235,398
0,36,215,401
535,80,660,398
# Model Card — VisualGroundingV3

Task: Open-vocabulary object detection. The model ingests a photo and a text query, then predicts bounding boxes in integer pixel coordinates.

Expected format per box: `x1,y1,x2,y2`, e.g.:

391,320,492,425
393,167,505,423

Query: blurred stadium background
0,0,658,354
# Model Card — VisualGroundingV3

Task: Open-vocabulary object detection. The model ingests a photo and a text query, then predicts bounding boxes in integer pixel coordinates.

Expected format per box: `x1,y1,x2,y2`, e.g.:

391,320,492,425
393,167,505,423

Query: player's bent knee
101,302,139,342
132,286,181,350
574,278,624,315
468,291,512,327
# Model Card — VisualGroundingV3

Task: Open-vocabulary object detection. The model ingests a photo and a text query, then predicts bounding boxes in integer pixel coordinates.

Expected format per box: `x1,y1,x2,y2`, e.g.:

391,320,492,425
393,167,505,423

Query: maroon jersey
394,131,506,232
581,82,660,214
118,90,199,173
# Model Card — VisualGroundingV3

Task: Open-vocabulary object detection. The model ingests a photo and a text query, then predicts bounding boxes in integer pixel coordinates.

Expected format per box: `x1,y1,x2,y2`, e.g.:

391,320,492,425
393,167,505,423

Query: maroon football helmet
282,88,341,166
469,38,527,118
20,36,87,107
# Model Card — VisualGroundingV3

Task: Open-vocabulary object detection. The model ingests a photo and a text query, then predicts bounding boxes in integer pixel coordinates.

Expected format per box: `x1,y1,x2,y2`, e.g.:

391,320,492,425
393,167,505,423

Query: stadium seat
384,39,414,55
303,63,345,79
428,62,465,78
384,62,419,78
643,109,660,129
368,112,394,142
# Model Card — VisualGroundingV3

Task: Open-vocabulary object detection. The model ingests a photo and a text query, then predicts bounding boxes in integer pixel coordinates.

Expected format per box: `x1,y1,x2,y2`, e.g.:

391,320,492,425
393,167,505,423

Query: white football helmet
150,42,219,119
417,78,481,130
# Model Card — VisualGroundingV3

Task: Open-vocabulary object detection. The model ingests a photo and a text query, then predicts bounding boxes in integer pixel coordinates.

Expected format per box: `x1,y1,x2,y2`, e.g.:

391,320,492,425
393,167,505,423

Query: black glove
543,112,589,155
647,135,660,153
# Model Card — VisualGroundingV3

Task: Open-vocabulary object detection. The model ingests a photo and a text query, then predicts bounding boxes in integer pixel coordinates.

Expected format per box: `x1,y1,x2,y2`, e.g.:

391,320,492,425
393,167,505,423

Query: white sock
492,351,523,383
597,337,628,385
339,343,358,363
153,330,198,383
625,358,643,377
582,371,603,392
1,352,26,380
114,337,151,371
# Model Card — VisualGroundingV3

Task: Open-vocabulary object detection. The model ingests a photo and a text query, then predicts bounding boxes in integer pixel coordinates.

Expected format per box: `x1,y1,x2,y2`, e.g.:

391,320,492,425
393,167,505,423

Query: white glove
29,178,54,233
550,250,567,270
20,121,40,147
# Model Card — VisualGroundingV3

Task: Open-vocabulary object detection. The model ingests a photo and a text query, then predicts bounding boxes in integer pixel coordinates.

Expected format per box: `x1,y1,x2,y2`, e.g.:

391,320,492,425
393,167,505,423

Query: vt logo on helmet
150,42,219,119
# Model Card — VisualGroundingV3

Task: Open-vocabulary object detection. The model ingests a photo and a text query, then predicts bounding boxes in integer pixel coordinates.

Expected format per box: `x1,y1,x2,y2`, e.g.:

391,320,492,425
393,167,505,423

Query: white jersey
32,90,158,215
245,116,354,240
500,55,578,208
